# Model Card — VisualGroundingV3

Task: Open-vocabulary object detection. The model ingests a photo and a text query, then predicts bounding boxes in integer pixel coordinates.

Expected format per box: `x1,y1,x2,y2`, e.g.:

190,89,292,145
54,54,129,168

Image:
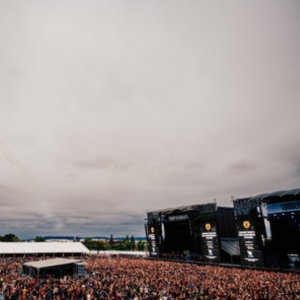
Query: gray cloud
76,156,134,171
0,183,17,195
293,162,300,178
227,161,257,174
0,0,300,239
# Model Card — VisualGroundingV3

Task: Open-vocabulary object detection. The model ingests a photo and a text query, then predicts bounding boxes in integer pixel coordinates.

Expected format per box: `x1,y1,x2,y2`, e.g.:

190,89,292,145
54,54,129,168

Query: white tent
0,242,89,255
23,258,85,278
23,258,83,268
90,250,148,257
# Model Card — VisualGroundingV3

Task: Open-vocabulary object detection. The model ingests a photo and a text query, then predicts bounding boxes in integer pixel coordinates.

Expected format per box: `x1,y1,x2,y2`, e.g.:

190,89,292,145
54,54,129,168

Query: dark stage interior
267,211,300,268
163,221,194,253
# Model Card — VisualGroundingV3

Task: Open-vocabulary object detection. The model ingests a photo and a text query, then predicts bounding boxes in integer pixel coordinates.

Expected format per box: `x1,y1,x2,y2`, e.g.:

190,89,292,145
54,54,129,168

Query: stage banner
168,214,189,222
147,224,160,257
266,200,300,215
237,219,264,266
200,220,221,263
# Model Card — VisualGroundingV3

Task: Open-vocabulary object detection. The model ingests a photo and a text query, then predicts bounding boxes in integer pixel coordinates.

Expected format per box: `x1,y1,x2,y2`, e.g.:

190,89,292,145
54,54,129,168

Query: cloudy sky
0,1,299,239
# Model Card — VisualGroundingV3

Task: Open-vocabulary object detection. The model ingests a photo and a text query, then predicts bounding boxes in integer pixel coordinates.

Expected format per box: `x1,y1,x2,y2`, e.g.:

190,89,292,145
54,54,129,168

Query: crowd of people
0,255,300,299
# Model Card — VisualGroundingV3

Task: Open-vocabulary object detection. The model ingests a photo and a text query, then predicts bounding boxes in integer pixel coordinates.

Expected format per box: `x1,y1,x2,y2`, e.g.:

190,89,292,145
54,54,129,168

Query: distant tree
109,234,114,249
137,241,148,251
137,240,142,251
115,242,125,251
34,236,45,242
130,235,136,250
94,240,108,251
130,235,135,244
0,236,3,242
82,238,108,251
2,233,21,242
122,236,131,250
82,238,94,250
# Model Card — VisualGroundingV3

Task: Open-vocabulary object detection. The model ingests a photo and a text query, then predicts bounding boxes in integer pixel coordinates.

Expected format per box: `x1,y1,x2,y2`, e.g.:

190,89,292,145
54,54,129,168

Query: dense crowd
0,255,300,299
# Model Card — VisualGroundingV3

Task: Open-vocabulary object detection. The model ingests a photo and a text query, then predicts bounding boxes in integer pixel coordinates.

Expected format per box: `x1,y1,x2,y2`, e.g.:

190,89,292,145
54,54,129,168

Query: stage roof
148,205,199,216
0,242,89,254
148,203,217,217
23,258,83,269
244,188,300,204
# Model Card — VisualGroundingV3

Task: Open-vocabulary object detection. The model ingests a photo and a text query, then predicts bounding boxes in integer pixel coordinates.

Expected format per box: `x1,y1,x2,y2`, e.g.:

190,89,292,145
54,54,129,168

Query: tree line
82,234,148,251
0,234,45,242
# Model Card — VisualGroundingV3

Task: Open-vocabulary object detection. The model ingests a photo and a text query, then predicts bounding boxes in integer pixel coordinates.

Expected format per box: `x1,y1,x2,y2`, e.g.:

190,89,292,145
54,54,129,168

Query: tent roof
23,258,83,269
0,242,89,254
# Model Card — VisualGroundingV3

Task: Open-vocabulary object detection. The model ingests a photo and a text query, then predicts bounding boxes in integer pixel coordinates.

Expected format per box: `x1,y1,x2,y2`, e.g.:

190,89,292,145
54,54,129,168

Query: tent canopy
0,242,89,254
23,258,82,269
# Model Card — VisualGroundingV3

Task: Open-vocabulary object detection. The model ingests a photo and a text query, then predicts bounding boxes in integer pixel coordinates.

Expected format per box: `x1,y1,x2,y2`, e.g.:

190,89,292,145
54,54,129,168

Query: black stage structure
233,188,300,269
233,196,267,267
145,188,300,270
145,203,237,263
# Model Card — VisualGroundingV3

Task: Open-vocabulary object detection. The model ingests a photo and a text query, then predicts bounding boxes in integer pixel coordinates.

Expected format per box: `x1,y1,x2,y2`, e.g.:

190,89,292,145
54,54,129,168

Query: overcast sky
0,1,299,239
